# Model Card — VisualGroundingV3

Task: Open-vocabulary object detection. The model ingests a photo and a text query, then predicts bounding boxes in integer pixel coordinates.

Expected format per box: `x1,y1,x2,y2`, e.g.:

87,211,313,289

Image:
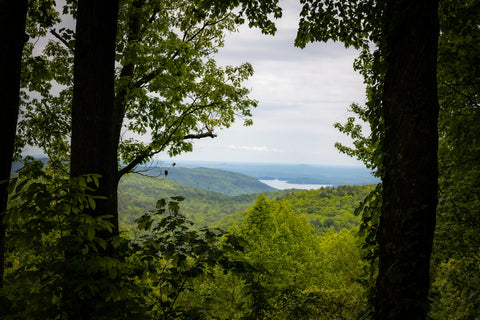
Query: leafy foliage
1,158,128,319
2,160,255,319
429,0,480,318
128,196,251,319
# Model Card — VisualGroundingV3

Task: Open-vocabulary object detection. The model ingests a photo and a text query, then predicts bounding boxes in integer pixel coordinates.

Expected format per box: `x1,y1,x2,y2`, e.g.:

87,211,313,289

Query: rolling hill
136,166,277,195
118,173,375,235
118,173,291,228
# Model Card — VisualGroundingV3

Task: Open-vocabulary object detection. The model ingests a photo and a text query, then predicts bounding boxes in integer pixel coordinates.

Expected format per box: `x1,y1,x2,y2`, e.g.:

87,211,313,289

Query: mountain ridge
137,165,277,196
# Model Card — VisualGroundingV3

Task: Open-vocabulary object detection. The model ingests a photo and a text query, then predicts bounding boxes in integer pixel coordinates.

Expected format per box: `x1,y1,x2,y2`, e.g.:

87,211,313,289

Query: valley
118,165,375,233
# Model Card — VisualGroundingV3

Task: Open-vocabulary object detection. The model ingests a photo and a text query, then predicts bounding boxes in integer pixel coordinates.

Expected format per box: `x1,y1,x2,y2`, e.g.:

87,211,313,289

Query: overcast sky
168,2,368,166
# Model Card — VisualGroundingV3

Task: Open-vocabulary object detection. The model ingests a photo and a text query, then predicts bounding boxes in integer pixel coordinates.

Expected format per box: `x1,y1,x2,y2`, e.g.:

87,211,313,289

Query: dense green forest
213,184,374,233
0,0,478,319
118,173,273,227
118,173,374,232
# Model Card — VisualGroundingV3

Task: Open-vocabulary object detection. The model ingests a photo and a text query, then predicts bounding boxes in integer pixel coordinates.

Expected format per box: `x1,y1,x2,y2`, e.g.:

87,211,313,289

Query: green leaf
88,196,96,210
87,227,95,241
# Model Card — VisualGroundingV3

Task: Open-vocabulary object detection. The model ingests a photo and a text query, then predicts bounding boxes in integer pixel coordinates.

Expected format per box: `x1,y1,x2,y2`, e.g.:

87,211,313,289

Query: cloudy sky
169,2,368,166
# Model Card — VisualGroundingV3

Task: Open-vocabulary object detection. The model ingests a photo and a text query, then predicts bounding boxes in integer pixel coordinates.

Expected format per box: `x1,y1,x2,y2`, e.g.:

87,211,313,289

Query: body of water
259,179,332,190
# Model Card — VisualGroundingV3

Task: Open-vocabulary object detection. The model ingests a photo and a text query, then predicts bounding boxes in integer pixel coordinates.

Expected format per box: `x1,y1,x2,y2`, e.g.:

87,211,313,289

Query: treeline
214,184,374,234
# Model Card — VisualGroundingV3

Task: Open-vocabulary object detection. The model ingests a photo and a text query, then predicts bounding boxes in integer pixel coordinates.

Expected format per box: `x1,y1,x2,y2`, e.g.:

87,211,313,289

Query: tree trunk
70,0,120,233
67,1,120,318
0,0,28,289
376,0,439,319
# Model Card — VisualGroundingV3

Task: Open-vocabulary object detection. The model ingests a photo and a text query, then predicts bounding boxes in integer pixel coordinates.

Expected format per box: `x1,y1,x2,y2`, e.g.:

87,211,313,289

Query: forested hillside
174,194,369,319
118,174,262,227
119,173,374,235
137,166,277,195
214,184,374,233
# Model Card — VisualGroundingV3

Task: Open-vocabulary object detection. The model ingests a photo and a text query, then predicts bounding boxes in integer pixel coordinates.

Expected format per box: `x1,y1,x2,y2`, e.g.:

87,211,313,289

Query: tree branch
185,14,232,43
131,51,179,89
118,146,154,178
183,130,217,139
118,102,220,178
50,29,75,53
440,79,480,108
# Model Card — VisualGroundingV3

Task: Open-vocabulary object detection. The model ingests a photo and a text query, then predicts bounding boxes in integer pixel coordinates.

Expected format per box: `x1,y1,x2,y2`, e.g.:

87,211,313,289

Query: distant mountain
165,161,380,186
137,166,277,196
13,157,379,186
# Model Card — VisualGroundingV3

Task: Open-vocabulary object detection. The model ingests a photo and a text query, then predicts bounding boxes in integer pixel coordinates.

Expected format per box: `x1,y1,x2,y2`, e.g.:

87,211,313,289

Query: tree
70,0,121,234
376,1,439,318
64,1,121,318
296,0,440,318
0,0,60,302
0,0,28,290
331,0,480,317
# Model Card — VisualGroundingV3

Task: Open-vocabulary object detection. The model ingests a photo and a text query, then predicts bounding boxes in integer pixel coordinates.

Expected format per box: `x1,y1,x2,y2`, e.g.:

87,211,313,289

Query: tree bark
67,1,120,318
0,0,28,289
70,0,120,233
376,0,439,319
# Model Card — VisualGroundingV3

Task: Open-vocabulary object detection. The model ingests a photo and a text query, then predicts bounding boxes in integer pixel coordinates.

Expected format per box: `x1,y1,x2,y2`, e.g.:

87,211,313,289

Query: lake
259,179,332,190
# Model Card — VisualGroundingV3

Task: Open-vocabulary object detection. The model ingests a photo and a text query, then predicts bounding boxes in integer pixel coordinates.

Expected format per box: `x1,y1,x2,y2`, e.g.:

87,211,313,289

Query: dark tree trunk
70,0,120,233
0,0,28,289
376,0,439,319
67,1,120,318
